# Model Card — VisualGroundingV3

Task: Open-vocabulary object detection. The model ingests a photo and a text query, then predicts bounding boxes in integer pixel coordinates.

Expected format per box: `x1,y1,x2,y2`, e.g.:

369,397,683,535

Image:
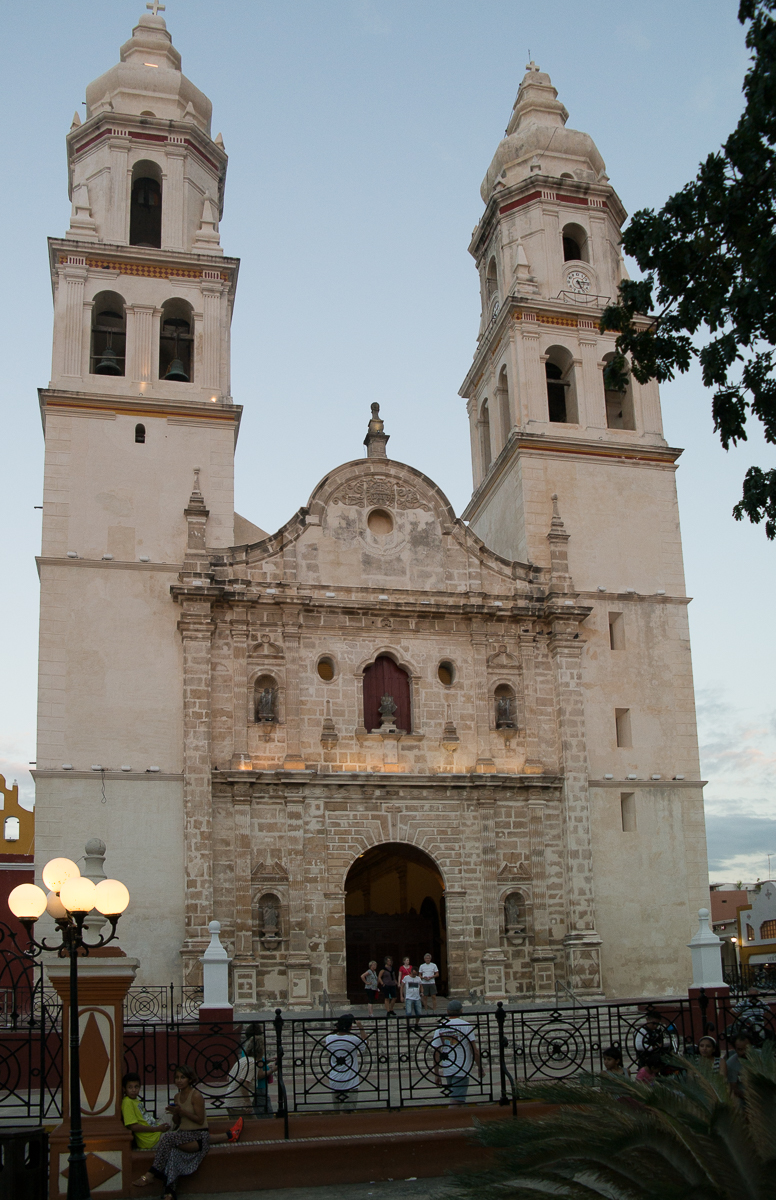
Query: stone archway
344,842,447,1001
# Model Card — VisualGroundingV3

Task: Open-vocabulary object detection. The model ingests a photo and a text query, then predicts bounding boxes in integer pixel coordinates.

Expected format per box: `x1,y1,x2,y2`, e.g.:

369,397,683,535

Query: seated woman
133,1064,242,1200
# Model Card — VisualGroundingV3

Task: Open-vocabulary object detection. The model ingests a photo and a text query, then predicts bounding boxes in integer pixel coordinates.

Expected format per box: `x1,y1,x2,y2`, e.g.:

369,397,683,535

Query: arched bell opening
344,842,447,1002
159,298,194,383
129,160,162,248
90,292,126,376
602,352,636,430
544,345,579,424
562,221,589,264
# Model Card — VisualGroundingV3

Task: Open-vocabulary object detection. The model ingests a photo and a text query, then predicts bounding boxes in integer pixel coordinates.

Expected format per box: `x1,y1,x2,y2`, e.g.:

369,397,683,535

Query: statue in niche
255,686,277,723
505,893,524,930
496,693,515,729
259,897,280,944
379,694,398,726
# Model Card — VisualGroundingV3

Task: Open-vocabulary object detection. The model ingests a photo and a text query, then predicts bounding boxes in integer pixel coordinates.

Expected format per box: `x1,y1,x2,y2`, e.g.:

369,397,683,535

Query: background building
33,13,709,1004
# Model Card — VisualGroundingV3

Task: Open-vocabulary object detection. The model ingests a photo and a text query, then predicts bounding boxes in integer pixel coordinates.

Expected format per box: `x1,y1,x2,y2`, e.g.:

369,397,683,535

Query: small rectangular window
608,612,625,650
615,708,632,748
620,793,636,832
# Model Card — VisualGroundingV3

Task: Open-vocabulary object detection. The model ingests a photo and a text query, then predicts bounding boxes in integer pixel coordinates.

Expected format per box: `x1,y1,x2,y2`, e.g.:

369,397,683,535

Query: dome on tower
480,63,606,201
85,13,212,133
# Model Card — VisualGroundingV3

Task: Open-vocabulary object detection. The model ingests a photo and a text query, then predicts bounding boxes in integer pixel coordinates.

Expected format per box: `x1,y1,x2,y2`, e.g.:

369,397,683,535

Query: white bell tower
34,11,241,982
460,64,709,990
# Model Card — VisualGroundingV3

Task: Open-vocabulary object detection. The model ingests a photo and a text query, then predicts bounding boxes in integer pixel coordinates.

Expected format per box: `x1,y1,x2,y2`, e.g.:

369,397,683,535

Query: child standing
121,1072,170,1149
360,960,379,1016
401,965,423,1028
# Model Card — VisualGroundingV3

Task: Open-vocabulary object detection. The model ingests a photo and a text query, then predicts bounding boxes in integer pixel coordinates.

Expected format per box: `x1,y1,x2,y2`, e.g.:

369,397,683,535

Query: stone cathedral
34,13,709,1007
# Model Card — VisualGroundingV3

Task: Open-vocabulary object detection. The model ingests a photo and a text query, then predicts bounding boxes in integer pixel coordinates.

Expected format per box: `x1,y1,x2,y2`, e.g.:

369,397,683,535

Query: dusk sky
1,1,774,881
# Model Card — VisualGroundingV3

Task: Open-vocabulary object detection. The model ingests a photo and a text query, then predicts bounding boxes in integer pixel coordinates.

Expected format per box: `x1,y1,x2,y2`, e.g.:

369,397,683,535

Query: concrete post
688,907,725,988
199,919,233,1022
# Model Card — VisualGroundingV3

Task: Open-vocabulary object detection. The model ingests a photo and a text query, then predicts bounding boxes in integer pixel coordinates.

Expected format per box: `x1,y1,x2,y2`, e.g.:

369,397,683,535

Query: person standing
431,999,482,1106
398,956,413,989
324,1013,368,1111
721,1031,753,1102
361,960,379,1017
379,956,398,1015
419,952,439,1013
401,965,423,1028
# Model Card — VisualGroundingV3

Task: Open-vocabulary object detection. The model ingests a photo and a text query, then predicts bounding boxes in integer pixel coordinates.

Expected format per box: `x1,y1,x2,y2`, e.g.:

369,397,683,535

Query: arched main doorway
344,843,447,1001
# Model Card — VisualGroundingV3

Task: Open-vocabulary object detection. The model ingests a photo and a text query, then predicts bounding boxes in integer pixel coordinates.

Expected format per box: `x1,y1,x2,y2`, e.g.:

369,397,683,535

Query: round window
317,657,335,681
438,660,455,686
367,508,394,536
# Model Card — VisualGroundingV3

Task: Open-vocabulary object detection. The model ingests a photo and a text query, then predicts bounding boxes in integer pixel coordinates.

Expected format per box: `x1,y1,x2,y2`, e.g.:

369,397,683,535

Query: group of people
325,998,482,1110
127,1023,275,1200
600,990,769,1099
360,953,440,1018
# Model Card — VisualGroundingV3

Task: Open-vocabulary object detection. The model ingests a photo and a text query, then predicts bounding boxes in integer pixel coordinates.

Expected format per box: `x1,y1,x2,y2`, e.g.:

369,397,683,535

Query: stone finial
200,920,232,1014
184,467,210,555
688,907,725,988
364,402,389,459
547,493,571,582
550,493,564,530
82,838,107,937
70,110,81,130
193,193,222,252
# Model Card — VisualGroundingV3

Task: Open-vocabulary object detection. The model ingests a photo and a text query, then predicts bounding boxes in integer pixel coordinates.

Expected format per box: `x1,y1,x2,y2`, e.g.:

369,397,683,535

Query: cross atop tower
525,60,541,73
146,0,166,16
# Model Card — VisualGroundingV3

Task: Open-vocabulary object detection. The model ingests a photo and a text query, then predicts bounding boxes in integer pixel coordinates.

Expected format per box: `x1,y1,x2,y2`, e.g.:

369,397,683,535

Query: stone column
179,601,215,983
201,274,224,393
577,329,602,428
46,954,139,1200
282,608,306,770
520,319,545,423
549,626,603,995
519,631,543,773
62,258,87,379
232,783,253,961
128,304,155,384
162,141,186,250
107,135,130,244
470,623,495,772
479,795,507,999
230,606,250,768
443,886,468,997
528,797,556,997
284,794,312,1007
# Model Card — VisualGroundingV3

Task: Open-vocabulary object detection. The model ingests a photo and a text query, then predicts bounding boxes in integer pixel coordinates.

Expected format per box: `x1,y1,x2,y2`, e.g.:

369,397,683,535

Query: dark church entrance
344,843,447,1002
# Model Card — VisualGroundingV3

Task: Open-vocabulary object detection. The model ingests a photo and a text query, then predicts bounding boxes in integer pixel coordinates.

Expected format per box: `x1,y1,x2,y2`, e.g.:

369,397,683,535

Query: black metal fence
724,962,776,997
2,971,775,1130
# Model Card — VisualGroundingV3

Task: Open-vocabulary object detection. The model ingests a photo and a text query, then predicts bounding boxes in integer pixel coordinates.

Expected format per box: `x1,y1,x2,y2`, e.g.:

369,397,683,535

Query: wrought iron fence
124,982,203,1024
0,924,62,1125
3,973,775,1130
723,962,776,997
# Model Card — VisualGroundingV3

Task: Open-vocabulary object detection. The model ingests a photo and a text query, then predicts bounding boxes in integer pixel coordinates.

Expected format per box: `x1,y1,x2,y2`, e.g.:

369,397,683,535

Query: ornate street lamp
8,858,130,1200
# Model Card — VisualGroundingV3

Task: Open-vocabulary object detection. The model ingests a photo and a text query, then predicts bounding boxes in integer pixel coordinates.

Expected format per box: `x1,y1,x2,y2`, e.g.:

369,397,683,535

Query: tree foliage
455,1046,776,1200
600,0,776,538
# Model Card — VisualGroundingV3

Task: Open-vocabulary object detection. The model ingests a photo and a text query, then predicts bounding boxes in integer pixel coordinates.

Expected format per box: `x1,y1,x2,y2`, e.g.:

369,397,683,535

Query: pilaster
281,607,306,770
528,796,556,997
470,623,496,772
284,794,312,1007
232,785,253,961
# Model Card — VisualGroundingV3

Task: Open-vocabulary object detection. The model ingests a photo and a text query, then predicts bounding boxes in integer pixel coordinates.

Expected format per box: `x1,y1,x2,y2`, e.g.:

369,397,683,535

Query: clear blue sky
1,1,773,881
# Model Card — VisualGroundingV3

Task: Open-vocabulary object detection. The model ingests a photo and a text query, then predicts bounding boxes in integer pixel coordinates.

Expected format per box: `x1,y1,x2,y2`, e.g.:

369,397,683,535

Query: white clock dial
567,270,591,293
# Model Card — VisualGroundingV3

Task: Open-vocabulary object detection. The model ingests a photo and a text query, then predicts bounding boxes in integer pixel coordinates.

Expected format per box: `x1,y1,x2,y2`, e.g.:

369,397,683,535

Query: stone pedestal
199,919,234,1023
531,948,557,998
482,949,508,1000
688,908,725,988
46,953,139,1200
286,953,313,1009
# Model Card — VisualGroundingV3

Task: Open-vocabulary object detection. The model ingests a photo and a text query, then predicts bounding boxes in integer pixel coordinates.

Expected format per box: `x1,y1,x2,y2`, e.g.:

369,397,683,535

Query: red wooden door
363,656,411,732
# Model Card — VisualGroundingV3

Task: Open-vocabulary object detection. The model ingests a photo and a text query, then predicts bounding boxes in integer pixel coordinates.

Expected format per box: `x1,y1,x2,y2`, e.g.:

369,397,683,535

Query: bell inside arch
95,346,122,376
164,358,190,382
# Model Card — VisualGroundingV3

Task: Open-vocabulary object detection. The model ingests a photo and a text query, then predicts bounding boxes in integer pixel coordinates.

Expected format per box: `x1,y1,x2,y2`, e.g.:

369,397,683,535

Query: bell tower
34,11,241,982
460,64,709,991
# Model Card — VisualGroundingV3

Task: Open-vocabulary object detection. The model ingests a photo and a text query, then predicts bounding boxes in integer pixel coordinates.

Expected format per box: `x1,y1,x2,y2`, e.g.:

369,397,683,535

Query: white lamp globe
42,858,80,893
8,883,47,921
94,879,130,916
59,876,97,914
46,891,68,920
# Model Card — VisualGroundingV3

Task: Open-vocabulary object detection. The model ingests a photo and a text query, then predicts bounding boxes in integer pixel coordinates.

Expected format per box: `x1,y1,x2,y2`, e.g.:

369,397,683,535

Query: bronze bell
164,358,189,382
94,347,122,376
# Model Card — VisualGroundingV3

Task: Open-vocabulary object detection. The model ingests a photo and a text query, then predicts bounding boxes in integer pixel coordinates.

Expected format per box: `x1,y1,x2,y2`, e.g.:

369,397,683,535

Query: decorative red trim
72,128,218,172
499,191,541,215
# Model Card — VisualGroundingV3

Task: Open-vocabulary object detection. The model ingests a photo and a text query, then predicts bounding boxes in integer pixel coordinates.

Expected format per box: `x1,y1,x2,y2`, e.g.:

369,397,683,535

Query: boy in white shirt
418,953,439,1013
401,965,423,1027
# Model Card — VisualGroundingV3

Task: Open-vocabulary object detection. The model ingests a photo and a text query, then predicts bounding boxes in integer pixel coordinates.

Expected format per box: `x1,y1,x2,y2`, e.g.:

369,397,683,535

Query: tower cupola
481,63,607,201
85,13,212,132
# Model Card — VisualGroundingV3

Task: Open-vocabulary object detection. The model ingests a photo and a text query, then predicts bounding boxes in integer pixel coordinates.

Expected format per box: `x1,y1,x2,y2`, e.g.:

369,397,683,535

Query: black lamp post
8,860,129,1200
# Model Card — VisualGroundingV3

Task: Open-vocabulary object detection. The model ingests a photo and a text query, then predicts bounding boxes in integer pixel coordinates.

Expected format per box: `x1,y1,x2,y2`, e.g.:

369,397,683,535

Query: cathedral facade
34,14,708,1005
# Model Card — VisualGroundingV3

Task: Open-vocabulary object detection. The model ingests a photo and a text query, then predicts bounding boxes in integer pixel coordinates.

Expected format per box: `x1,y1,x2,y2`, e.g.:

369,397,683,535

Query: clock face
567,270,591,293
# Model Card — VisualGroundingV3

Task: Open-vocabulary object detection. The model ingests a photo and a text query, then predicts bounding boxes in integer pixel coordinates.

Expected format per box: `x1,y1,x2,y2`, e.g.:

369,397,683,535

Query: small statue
256,687,276,723
262,903,279,937
496,694,515,729
505,893,524,930
379,694,398,727
367,402,384,435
